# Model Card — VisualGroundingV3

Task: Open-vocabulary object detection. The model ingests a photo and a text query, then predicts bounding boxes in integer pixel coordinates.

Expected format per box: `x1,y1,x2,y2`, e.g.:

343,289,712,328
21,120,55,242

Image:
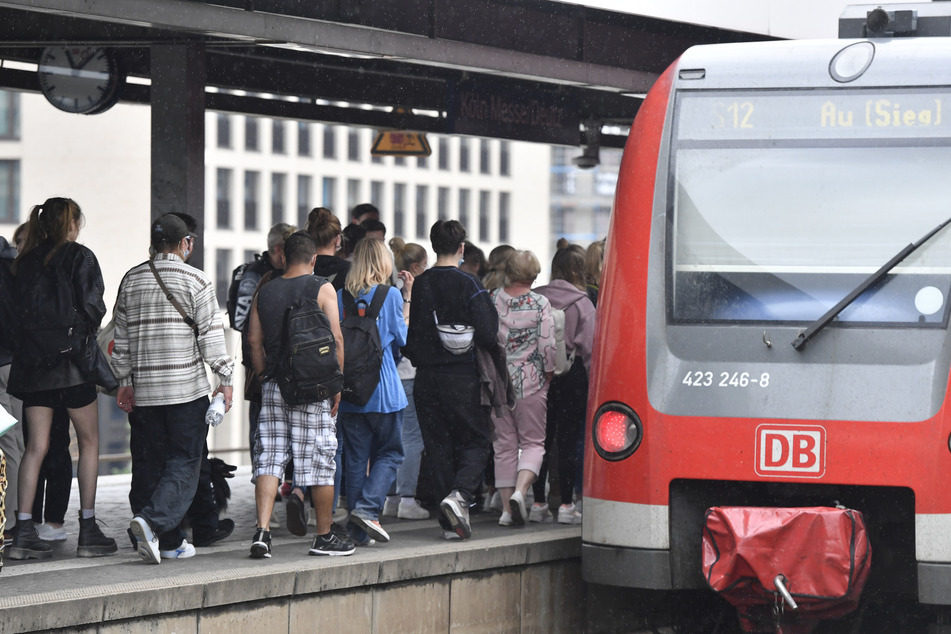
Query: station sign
371,131,432,157
448,77,580,145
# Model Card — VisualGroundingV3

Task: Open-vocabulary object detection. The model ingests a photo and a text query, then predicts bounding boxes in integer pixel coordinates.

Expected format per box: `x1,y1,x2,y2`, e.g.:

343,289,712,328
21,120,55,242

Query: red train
583,4,951,631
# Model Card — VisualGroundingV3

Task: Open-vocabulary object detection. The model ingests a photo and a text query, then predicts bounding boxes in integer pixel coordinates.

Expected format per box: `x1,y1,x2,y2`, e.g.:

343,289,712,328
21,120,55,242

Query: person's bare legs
67,400,100,511
17,406,52,517
311,484,334,535
255,474,280,529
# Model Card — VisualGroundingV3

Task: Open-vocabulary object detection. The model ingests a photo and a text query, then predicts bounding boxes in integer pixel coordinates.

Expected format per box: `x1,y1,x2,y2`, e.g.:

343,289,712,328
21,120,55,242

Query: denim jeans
339,410,404,540
129,397,208,551
395,379,424,497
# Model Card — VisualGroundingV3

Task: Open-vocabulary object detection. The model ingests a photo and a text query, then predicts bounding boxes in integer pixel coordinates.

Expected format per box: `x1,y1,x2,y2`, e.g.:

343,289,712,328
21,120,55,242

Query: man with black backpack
246,231,354,558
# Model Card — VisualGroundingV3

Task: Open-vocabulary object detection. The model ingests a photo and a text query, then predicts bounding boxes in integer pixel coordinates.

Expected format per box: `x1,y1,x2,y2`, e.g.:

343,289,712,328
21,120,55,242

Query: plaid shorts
254,381,337,487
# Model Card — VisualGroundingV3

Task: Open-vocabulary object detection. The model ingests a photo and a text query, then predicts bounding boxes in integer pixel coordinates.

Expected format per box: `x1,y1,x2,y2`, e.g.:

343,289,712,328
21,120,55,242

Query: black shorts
22,383,97,410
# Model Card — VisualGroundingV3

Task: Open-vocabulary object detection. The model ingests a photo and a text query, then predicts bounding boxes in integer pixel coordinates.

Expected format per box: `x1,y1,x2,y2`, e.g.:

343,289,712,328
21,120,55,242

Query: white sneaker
499,511,513,526
440,530,462,541
269,507,281,529
509,490,527,526
529,503,553,524
36,523,67,541
160,539,197,559
382,496,399,518
558,503,582,525
487,490,503,513
397,499,430,520
130,516,161,565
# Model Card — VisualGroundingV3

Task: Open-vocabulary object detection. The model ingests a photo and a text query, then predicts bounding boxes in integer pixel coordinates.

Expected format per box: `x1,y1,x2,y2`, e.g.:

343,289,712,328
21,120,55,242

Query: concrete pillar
150,44,206,270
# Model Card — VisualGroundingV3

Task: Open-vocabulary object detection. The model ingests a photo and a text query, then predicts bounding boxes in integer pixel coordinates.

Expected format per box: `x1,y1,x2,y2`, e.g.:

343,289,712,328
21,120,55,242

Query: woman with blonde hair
381,237,430,520
491,250,556,527
336,238,409,545
8,197,117,560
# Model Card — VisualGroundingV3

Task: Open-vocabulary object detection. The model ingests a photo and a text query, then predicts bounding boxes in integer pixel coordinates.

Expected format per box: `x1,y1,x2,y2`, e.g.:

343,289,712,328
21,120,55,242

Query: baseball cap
151,213,189,247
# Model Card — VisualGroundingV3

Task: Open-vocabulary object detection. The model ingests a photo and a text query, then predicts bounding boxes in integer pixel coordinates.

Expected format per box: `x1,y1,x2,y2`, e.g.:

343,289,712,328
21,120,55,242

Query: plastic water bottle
205,393,226,427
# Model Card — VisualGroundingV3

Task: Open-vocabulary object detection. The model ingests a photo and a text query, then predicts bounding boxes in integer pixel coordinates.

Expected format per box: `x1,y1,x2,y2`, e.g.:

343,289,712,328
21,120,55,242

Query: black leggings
533,359,588,506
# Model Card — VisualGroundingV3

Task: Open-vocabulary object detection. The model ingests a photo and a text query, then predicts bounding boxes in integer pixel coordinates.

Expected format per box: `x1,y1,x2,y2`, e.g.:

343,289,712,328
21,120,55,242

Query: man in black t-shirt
247,232,354,558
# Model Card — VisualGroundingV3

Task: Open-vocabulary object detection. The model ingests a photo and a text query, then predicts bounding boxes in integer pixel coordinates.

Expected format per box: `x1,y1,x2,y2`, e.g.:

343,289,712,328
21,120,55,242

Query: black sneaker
250,528,272,559
309,531,355,557
194,518,235,547
285,494,308,537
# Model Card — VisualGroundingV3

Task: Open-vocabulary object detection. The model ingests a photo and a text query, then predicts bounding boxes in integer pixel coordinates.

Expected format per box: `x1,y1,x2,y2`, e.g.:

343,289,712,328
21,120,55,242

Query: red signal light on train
592,404,642,461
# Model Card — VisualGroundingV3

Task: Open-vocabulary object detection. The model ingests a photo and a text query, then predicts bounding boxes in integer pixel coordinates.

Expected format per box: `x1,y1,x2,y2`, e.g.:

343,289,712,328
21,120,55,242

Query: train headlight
592,403,642,461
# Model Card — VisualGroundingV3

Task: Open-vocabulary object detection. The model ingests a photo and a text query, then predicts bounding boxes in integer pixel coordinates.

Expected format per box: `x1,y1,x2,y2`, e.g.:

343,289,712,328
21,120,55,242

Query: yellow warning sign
371,131,432,157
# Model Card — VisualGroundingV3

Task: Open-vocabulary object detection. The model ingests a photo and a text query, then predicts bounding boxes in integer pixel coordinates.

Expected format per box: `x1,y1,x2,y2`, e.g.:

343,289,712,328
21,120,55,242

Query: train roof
677,36,951,90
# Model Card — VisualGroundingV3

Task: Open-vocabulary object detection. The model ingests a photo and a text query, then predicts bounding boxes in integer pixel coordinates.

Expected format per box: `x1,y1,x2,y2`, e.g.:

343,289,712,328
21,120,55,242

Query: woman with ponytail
8,197,117,561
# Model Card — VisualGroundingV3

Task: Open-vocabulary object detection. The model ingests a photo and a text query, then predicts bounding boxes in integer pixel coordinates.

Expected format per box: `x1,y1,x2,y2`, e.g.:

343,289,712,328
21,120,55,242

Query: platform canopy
0,0,770,147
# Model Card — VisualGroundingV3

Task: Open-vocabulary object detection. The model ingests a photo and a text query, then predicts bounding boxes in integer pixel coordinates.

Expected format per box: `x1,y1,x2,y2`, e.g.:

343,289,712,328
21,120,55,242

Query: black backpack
273,276,344,406
340,285,388,406
15,247,96,371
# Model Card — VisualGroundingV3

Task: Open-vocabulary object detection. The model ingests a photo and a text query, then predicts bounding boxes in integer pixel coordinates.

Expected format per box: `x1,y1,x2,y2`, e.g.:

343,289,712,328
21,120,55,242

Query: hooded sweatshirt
534,279,596,375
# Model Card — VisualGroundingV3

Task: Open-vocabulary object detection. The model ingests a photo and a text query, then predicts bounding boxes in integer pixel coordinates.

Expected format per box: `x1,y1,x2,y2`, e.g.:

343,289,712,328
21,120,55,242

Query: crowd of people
0,197,606,566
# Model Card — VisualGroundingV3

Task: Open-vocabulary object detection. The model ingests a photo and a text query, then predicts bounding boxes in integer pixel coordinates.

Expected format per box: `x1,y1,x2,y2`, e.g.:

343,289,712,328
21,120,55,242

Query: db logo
755,425,825,478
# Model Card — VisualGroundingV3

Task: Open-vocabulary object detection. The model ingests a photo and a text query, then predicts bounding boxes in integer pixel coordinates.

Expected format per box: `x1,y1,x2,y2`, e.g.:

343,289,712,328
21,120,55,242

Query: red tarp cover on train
702,506,872,631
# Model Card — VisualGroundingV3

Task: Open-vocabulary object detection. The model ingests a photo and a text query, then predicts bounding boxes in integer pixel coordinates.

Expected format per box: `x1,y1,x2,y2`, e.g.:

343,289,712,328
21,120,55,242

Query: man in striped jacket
112,213,234,565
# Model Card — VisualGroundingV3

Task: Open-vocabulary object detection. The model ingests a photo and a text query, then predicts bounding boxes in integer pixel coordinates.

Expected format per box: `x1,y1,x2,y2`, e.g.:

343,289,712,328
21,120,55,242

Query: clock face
37,46,121,115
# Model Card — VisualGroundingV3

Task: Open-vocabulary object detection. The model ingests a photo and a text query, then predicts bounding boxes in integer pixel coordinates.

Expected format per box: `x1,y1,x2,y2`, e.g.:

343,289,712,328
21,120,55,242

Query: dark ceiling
0,0,772,147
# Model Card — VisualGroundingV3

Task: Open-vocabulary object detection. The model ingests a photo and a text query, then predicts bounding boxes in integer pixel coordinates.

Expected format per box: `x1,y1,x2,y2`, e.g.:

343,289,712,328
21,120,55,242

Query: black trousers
533,359,588,506
128,397,208,550
414,368,491,529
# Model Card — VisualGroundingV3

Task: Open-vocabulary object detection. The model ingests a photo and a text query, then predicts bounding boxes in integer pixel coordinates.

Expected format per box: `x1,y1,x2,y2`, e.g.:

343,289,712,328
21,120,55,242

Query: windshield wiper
792,215,951,351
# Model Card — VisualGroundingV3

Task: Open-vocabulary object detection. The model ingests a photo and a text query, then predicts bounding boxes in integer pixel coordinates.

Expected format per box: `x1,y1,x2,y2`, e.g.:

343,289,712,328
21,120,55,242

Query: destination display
676,89,951,141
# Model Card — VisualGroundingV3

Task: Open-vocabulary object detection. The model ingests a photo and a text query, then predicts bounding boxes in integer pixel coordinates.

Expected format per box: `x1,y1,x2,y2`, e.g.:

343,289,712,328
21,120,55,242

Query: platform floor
0,467,582,633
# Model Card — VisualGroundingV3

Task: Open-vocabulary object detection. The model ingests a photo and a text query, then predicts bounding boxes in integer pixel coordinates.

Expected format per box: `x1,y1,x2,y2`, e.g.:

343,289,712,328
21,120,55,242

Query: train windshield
670,88,951,326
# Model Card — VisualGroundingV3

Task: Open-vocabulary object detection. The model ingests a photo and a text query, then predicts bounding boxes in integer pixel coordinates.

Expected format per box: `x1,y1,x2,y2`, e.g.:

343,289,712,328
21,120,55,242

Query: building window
215,249,232,307
244,171,259,231
479,190,490,242
298,174,311,228
480,139,491,174
348,128,360,161
500,141,511,176
0,160,20,224
216,114,230,149
297,122,311,156
244,249,256,264
371,181,384,209
271,172,286,225
216,168,232,229
437,186,449,221
322,176,336,212
272,120,285,154
323,125,336,159
498,192,510,243
393,183,406,237
245,117,259,151
459,138,470,173
0,91,20,140
438,137,449,171
394,156,406,167
415,185,428,240
347,179,361,212
458,188,470,230
417,155,428,169
372,154,383,165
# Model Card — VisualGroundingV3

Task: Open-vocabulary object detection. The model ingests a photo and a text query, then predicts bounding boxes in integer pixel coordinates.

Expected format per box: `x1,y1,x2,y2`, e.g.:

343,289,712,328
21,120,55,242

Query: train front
582,32,951,623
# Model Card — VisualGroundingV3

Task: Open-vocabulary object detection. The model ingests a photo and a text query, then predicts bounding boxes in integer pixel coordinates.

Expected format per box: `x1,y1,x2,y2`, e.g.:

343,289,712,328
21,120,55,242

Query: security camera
573,119,601,169
572,150,599,169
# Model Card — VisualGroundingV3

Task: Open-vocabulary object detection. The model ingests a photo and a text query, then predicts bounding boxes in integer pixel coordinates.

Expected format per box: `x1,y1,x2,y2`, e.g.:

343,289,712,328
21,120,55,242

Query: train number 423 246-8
682,371,770,388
